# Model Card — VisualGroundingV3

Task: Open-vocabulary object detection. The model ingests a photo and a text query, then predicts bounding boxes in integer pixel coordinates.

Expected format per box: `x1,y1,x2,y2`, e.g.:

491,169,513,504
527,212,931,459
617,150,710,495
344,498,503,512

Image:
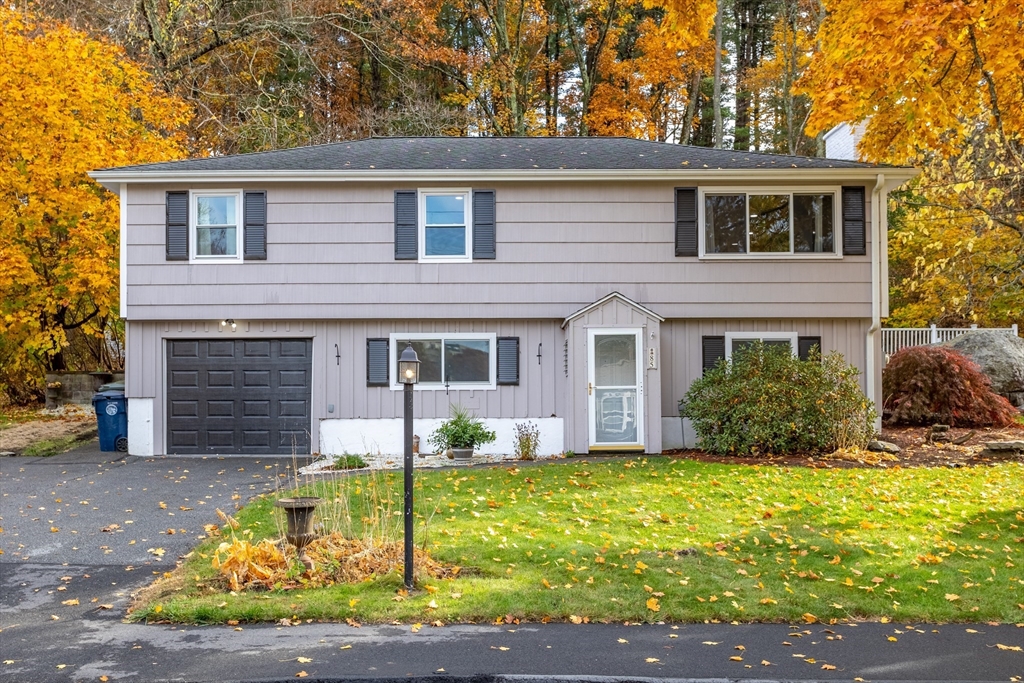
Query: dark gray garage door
166,339,312,455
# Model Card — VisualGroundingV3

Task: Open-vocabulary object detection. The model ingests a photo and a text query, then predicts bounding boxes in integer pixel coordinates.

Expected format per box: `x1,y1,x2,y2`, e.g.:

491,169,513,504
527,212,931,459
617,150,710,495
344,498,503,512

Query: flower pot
452,447,474,460
274,496,321,570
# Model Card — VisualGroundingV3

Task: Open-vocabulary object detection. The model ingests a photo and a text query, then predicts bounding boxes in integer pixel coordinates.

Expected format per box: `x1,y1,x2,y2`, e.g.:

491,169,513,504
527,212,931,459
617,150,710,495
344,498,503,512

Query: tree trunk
713,0,723,148
680,69,701,144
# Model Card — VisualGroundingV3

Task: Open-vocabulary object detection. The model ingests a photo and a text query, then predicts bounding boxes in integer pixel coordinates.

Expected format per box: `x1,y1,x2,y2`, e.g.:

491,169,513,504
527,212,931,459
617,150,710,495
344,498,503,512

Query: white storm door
587,328,644,448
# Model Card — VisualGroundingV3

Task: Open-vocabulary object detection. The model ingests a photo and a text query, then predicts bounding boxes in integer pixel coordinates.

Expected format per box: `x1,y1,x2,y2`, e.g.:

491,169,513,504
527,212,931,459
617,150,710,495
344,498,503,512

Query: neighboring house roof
90,137,918,190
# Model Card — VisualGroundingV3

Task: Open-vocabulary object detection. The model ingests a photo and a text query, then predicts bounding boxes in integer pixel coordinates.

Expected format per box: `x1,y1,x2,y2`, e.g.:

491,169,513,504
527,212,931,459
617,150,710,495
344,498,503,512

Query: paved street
2,443,1022,683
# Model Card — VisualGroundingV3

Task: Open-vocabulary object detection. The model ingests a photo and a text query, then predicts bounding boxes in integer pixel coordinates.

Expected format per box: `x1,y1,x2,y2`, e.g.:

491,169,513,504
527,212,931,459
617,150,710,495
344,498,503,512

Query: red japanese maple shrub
882,346,1018,427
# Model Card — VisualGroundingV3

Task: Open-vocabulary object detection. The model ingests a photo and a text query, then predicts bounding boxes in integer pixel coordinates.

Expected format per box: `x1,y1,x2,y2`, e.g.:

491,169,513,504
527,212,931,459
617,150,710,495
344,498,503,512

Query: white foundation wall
320,417,564,458
127,398,155,456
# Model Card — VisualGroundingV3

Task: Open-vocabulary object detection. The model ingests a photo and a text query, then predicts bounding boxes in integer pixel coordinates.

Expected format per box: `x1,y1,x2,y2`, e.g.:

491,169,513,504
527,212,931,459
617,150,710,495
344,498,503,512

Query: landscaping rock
983,441,1024,452
868,440,901,454
940,331,1024,406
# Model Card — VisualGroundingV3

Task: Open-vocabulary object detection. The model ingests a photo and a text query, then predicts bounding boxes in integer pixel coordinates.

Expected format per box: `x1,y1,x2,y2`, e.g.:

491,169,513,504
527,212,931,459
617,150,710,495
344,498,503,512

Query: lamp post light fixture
398,343,420,589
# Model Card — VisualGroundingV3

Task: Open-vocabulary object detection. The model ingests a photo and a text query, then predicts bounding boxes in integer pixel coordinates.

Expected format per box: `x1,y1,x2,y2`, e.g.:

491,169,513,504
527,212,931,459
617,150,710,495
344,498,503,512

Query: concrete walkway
2,442,1022,683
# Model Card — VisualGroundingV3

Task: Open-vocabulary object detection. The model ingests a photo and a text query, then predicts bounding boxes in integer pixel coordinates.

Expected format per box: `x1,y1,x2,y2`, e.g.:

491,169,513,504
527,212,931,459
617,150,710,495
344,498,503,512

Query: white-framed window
700,187,841,258
419,190,471,262
724,332,799,360
389,332,496,390
191,190,243,262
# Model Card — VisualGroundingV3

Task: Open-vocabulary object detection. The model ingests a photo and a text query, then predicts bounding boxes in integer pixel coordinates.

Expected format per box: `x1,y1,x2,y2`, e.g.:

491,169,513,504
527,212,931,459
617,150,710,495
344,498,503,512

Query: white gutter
87,167,919,194
867,173,885,431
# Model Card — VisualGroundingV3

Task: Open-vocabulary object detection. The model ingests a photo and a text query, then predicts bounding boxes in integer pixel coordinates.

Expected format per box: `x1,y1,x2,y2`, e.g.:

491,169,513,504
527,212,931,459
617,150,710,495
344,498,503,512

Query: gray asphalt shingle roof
99,136,892,173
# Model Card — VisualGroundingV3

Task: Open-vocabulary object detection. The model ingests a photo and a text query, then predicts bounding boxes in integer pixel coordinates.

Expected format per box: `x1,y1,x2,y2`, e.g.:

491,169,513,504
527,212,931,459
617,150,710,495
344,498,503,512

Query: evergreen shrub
882,346,1017,427
680,342,875,455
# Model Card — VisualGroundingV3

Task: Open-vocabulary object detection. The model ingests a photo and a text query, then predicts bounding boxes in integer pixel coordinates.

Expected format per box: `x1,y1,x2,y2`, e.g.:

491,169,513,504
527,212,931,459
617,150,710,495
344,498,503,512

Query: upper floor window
701,189,839,257
192,191,242,262
420,191,471,261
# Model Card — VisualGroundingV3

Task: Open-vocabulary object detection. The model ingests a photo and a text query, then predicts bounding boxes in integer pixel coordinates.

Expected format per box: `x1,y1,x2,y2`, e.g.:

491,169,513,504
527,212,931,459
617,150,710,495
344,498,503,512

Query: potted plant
428,405,497,460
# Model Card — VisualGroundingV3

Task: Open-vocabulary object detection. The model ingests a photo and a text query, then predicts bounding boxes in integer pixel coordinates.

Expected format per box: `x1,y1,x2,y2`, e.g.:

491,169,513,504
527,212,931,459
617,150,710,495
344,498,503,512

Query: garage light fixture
220,319,237,331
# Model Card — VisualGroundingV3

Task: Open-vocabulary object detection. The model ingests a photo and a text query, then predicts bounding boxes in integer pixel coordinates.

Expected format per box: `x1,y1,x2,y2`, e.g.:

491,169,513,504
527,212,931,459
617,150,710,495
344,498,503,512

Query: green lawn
136,457,1024,625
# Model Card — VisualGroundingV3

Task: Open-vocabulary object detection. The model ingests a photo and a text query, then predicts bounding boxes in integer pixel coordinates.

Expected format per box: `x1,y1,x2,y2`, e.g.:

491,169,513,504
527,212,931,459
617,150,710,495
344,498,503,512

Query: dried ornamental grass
212,533,458,591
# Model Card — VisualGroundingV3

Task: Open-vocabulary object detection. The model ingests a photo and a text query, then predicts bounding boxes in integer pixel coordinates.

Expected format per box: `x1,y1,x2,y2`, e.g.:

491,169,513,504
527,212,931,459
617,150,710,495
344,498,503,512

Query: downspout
867,173,885,432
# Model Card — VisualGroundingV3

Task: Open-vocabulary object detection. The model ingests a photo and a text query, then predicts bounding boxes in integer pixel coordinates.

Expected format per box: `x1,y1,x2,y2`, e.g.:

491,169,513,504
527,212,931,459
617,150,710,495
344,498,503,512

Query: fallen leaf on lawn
802,613,818,624
349,599,359,607
995,644,1023,652
945,594,960,601
411,623,422,633
646,597,660,612
427,599,438,609
424,585,438,593
61,598,79,606
569,615,583,624
152,605,162,614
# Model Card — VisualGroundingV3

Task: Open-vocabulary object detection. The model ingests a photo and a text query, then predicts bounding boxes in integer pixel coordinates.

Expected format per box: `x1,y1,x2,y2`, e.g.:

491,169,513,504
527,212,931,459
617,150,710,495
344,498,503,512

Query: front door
587,328,644,450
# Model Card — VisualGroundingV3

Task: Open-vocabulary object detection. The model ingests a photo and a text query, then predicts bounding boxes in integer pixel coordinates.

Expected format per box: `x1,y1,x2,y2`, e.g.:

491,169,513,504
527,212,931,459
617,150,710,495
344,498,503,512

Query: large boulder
940,331,1024,407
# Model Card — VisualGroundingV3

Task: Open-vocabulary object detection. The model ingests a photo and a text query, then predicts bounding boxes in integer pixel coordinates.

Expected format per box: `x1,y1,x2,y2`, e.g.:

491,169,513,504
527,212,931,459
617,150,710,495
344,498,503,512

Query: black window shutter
166,191,189,261
702,336,725,375
366,338,389,386
798,336,822,361
243,191,267,260
394,190,418,260
842,186,866,255
473,190,496,259
496,337,519,385
675,187,698,257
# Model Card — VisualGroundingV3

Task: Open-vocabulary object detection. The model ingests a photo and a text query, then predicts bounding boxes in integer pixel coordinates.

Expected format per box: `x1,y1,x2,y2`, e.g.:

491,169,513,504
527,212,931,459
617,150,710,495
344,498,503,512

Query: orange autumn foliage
0,7,189,394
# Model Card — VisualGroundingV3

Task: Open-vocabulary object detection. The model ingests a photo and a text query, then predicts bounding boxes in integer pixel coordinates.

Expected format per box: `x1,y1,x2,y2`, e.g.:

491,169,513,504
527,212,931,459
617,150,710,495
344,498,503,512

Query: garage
166,339,312,455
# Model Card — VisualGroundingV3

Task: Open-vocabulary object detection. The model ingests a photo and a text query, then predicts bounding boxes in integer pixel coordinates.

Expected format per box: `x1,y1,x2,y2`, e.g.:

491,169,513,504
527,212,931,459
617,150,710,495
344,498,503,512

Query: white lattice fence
882,324,1019,360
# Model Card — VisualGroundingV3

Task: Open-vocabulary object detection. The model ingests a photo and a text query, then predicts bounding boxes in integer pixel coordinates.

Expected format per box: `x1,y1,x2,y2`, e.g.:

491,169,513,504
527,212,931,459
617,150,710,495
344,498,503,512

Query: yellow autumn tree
800,0,1023,326
0,6,189,401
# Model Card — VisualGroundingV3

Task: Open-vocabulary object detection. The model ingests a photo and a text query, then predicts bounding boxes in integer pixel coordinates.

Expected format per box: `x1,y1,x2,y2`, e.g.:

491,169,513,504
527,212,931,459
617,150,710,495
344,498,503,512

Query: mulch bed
663,423,1024,469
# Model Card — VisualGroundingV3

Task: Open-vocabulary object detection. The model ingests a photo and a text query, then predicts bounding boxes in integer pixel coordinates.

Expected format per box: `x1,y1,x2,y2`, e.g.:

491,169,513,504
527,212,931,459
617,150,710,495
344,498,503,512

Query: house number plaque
647,347,657,369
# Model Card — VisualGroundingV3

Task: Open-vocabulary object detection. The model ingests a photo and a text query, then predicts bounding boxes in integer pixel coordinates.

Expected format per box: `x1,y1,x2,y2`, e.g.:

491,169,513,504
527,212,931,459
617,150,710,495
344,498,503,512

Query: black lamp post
398,343,420,590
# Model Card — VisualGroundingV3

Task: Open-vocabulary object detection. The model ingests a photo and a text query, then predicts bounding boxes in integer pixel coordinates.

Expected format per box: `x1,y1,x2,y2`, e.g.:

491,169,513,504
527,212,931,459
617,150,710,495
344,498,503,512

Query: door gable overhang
561,292,665,329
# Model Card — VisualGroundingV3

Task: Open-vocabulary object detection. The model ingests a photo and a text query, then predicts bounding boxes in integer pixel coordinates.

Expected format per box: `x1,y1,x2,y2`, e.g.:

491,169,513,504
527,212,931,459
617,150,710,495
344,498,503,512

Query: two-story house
90,137,916,457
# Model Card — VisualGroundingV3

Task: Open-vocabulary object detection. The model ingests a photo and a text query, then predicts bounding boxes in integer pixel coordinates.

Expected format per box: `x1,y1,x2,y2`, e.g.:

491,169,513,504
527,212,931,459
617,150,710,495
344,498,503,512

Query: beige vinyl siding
123,181,872,321
660,318,872,417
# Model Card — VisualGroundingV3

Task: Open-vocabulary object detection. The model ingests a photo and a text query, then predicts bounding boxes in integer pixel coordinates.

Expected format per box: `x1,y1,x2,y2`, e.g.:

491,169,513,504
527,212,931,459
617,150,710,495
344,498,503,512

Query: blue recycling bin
92,390,128,452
